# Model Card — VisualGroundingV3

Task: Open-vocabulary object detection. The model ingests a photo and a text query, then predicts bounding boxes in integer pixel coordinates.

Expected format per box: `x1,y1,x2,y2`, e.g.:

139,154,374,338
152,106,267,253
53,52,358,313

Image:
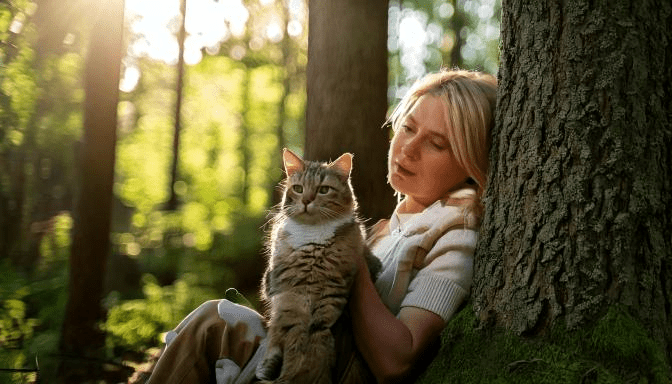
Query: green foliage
1,2,503,382
2,40,36,133
418,304,672,384
113,54,292,263
388,0,501,102
0,265,38,349
0,261,40,382
1,30,35,155
104,274,215,352
38,213,73,268
0,213,71,381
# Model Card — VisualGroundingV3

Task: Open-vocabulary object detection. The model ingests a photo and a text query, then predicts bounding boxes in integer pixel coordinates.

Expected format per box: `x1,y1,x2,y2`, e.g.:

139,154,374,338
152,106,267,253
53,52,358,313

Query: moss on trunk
417,305,672,383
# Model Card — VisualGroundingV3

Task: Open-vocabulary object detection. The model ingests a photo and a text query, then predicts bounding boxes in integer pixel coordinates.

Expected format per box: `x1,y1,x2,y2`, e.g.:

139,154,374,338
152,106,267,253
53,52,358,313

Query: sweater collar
389,188,476,233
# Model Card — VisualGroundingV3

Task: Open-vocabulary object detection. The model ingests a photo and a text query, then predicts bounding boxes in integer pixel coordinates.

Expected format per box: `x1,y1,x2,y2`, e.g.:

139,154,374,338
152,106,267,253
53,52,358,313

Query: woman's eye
431,141,446,150
318,186,330,194
292,185,303,193
402,125,414,133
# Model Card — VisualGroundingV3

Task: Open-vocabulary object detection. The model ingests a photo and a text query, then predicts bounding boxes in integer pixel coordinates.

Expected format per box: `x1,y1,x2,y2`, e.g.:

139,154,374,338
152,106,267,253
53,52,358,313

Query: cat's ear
329,153,353,179
283,148,304,177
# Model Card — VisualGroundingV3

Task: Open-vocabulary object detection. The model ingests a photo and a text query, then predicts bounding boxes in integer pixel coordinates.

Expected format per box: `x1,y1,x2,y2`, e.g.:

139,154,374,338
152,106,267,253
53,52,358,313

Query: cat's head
280,149,357,224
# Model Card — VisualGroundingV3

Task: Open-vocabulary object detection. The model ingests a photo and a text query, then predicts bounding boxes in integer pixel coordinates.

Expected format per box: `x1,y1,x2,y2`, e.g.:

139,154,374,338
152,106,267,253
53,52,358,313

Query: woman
139,68,497,384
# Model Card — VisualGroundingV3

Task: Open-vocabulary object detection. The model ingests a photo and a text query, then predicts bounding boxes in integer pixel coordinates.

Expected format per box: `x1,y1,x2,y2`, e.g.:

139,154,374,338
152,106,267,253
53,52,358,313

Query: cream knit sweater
370,188,479,322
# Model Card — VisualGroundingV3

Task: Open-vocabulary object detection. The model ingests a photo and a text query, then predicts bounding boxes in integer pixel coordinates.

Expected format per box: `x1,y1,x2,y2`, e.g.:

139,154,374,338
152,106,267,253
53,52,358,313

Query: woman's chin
389,172,413,192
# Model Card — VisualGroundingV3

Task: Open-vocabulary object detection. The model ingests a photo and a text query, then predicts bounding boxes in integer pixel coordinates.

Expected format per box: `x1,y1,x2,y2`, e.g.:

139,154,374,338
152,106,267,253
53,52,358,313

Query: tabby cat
256,149,380,384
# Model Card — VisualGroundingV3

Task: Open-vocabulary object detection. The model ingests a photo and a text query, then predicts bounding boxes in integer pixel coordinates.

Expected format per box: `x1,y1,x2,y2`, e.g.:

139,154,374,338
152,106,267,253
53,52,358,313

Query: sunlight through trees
0,0,502,381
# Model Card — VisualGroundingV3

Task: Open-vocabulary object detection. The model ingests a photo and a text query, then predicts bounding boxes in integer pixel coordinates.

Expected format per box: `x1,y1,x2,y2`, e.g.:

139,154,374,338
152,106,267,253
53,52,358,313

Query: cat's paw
365,249,382,280
256,346,282,381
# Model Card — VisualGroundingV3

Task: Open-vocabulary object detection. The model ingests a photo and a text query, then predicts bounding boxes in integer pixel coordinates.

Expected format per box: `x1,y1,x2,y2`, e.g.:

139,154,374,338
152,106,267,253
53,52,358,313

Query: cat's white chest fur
282,216,351,248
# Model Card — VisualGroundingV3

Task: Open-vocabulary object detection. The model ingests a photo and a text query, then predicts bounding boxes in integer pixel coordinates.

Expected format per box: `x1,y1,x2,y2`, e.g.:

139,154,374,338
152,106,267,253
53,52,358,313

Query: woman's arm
349,261,445,383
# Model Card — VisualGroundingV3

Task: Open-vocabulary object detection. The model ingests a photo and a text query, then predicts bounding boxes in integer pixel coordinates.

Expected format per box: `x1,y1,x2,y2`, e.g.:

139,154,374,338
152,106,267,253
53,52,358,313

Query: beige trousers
143,299,395,384
146,300,265,384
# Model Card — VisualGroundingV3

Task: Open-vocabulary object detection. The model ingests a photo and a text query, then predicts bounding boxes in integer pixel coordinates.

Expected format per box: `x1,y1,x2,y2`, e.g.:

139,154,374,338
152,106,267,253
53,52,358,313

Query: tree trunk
474,0,671,361
59,0,124,381
239,65,252,207
269,1,293,206
448,0,466,69
166,0,187,211
305,0,395,223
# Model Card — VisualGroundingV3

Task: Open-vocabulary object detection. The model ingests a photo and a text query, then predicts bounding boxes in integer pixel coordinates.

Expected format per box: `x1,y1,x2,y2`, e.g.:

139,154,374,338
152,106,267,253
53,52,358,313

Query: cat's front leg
364,247,382,280
256,313,284,381
256,341,282,381
257,292,310,381
310,294,348,331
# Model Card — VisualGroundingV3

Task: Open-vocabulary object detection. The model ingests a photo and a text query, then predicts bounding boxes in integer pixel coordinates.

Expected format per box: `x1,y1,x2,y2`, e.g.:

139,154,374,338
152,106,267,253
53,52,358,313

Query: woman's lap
147,299,266,384
145,299,376,384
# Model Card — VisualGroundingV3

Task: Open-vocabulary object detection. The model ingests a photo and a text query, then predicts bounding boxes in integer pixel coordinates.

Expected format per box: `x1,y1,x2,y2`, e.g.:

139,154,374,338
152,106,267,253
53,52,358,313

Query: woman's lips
395,162,415,176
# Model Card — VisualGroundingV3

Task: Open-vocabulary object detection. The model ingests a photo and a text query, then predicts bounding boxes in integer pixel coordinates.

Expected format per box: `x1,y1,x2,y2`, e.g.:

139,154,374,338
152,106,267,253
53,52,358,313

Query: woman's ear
283,148,304,177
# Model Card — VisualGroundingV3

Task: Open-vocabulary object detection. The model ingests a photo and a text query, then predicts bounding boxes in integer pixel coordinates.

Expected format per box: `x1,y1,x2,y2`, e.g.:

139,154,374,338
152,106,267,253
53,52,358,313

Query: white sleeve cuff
400,272,468,322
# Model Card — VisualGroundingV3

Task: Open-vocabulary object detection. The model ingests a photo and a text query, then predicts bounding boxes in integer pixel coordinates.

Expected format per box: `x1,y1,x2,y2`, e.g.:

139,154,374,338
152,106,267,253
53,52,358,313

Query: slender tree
166,0,187,211
239,65,252,206
269,0,293,205
447,0,466,69
59,0,124,381
305,0,395,223
474,0,671,368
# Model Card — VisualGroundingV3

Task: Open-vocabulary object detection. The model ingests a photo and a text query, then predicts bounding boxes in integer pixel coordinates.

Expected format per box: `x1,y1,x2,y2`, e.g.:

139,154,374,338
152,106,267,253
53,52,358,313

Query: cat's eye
318,186,330,194
292,185,303,193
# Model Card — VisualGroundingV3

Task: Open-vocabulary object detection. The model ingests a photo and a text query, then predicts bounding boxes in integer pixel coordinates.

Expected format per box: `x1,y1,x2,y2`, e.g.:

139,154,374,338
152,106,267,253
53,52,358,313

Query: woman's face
388,94,469,213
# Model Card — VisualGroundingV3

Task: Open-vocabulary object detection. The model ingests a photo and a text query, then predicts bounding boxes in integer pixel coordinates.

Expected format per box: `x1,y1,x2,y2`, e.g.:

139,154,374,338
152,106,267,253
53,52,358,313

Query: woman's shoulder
437,188,482,230
366,219,390,248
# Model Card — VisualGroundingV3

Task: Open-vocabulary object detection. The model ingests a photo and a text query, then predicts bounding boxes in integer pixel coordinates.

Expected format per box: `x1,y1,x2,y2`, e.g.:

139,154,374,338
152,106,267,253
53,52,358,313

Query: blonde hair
387,69,497,201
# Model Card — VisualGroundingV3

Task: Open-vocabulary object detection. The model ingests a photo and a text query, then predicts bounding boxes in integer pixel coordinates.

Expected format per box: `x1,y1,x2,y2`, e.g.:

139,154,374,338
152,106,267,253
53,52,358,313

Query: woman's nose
401,137,420,159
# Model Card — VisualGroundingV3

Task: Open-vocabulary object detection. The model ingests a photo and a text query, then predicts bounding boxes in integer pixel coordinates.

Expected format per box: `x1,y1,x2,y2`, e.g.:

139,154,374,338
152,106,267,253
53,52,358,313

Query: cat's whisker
319,207,341,220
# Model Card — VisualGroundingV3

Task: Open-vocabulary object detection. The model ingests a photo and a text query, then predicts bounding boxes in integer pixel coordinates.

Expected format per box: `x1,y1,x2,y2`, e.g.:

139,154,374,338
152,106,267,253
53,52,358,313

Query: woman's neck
397,197,427,214
397,183,476,214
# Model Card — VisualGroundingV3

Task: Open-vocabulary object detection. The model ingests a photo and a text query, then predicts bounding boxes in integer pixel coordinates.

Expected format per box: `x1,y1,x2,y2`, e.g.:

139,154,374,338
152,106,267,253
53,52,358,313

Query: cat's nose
302,193,316,205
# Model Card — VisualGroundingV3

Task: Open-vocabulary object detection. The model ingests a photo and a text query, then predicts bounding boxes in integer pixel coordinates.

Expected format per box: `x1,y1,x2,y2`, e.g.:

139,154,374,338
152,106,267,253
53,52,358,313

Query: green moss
416,304,671,384
589,306,670,383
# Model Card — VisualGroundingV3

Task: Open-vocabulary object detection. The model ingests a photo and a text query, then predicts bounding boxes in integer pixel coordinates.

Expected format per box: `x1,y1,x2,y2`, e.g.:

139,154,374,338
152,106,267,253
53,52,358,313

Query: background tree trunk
447,0,466,69
473,0,671,360
59,0,124,380
166,0,187,211
304,0,395,223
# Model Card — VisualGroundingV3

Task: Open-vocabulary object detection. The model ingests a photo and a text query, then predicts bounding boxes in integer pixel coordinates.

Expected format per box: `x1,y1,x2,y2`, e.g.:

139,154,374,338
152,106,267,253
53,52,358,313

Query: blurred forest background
0,0,499,382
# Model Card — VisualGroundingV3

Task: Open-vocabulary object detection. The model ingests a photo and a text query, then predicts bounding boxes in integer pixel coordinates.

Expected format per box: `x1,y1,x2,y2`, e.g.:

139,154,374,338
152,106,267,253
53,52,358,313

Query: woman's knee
177,300,226,339
194,300,226,327
217,299,267,342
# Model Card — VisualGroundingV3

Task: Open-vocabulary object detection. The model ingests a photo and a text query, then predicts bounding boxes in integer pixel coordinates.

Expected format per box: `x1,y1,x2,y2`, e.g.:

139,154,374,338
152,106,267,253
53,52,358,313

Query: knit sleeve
400,228,477,322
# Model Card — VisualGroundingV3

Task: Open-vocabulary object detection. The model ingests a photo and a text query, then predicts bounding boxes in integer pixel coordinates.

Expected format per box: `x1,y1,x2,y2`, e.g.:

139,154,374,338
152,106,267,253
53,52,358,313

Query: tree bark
166,0,187,211
448,0,466,69
305,0,395,223
239,65,252,206
473,0,671,360
59,0,124,380
269,1,293,206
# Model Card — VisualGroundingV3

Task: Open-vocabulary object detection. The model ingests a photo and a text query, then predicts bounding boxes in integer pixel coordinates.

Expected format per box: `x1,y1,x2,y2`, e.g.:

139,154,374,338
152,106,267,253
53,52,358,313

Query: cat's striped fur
256,149,379,384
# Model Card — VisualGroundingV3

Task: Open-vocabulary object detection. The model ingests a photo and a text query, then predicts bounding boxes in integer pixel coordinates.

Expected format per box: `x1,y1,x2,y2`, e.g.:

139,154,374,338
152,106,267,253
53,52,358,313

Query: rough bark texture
59,0,124,380
305,0,395,223
473,0,672,360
